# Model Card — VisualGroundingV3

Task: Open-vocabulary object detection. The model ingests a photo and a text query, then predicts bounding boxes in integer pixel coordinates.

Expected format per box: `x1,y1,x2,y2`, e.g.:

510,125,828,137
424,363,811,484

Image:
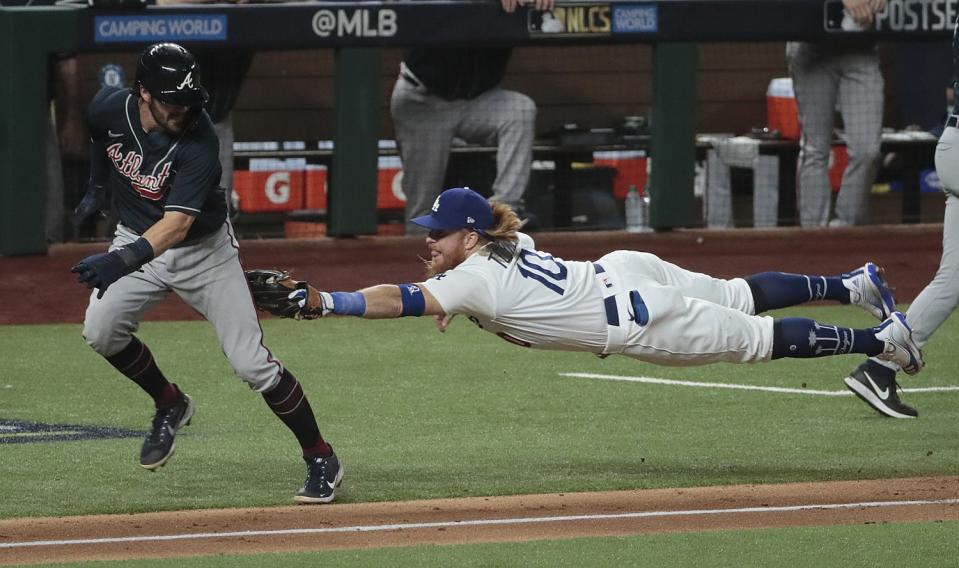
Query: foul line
2,498,958,549
561,373,959,396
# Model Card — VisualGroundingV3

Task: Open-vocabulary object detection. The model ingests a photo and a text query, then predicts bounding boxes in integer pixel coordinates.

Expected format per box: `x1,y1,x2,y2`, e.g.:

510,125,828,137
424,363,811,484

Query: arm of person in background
842,0,884,27
501,0,554,14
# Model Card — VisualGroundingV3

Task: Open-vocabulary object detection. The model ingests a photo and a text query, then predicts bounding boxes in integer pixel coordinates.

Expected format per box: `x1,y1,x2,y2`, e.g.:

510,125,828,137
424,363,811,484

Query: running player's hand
72,238,153,299
71,251,127,299
74,183,107,226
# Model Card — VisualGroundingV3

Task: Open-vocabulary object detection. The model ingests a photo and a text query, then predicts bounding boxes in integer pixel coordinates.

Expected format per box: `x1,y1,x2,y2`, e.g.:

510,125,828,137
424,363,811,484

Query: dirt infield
0,224,950,564
1,476,957,565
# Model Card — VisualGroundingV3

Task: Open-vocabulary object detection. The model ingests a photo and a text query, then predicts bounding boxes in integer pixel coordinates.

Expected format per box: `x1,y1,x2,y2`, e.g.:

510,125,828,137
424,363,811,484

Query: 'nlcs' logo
528,5,612,36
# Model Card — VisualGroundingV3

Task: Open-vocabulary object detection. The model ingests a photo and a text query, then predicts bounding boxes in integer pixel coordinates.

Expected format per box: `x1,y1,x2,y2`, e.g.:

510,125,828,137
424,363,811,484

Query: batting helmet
135,43,209,107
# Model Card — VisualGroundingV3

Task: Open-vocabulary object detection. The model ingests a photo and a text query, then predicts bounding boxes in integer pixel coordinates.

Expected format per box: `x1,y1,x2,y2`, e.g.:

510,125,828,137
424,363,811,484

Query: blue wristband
331,291,366,316
398,284,426,317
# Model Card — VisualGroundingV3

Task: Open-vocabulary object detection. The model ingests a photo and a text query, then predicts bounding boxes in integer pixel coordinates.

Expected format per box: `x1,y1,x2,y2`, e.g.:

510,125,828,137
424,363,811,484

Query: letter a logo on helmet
176,72,195,91
136,43,209,108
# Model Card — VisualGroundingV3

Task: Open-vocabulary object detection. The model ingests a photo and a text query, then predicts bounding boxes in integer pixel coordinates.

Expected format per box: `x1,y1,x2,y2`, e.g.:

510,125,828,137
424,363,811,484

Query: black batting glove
71,237,155,299
74,183,108,226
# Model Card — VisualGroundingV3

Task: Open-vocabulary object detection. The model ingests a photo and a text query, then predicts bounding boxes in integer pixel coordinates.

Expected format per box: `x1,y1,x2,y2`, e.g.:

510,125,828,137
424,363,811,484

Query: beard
423,248,467,278
148,100,193,134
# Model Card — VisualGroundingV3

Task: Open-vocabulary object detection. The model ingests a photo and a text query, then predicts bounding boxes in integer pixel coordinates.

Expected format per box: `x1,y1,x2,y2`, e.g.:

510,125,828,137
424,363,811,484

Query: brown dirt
0,225,949,564
1,477,957,565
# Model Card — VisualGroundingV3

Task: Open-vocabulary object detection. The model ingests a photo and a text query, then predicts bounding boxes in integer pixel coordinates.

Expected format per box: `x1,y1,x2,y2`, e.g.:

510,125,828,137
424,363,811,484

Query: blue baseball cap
410,187,493,233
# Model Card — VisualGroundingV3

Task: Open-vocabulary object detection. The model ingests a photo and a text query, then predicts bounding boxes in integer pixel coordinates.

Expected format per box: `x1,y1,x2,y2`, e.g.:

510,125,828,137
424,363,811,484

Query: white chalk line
561,373,959,396
2,498,958,549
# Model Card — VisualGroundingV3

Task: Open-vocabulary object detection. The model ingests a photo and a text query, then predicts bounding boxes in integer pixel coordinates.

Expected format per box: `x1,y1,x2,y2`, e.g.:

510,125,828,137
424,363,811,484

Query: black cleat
140,393,194,470
844,360,918,419
295,452,344,504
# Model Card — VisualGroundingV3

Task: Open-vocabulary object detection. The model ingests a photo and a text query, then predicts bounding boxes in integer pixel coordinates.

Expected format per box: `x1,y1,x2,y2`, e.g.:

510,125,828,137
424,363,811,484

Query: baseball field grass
2,305,958,565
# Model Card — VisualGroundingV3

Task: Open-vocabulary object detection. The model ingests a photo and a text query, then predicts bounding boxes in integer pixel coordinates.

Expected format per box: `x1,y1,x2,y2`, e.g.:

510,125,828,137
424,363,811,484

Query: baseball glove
244,269,326,320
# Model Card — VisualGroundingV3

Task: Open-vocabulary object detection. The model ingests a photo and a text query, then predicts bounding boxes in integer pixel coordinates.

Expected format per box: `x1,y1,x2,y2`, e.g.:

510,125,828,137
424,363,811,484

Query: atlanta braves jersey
87,86,226,242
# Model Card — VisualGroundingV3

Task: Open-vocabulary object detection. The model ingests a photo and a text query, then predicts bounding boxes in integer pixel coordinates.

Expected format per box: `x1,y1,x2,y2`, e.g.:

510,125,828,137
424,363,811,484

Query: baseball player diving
70,43,342,504
251,187,924,376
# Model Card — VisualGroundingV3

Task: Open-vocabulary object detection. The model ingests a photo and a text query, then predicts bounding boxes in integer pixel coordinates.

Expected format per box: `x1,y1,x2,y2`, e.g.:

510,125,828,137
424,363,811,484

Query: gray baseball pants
787,42,883,227
390,74,536,234
906,125,959,347
81,221,283,392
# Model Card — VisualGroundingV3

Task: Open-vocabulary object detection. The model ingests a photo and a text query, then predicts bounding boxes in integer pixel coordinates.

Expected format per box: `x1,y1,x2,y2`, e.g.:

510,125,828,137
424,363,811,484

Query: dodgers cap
410,187,493,233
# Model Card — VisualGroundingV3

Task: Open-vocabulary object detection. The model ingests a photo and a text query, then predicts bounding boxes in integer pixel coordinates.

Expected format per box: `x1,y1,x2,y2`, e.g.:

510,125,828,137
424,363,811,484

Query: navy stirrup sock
772,318,884,359
105,336,172,405
746,273,847,313
263,369,332,457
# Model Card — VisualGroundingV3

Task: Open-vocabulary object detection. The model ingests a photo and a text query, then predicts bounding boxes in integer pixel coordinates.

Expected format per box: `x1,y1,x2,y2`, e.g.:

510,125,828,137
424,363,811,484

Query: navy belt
948,114,958,128
593,263,620,326
593,262,649,327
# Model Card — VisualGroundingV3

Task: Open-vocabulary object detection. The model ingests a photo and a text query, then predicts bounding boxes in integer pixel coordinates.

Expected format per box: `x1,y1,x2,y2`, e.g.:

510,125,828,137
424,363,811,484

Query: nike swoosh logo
108,130,124,138
864,371,890,400
325,480,337,491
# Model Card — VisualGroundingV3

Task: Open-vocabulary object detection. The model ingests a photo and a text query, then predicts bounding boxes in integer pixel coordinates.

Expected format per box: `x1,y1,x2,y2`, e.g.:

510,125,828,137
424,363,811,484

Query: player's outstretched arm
346,284,445,319
245,270,445,321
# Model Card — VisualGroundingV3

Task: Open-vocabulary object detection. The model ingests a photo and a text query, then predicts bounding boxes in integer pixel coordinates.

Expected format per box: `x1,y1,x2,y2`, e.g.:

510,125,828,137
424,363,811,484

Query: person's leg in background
788,42,840,227
835,51,883,226
457,88,536,211
213,114,235,196
391,77,459,235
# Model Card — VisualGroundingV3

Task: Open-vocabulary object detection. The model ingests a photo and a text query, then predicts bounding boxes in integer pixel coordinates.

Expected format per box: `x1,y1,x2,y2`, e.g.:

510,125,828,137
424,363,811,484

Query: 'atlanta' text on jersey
106,143,173,200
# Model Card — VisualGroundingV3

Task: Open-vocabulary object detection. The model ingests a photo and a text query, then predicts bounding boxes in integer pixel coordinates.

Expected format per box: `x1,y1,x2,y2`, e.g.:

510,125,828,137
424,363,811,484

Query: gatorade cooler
767,78,800,140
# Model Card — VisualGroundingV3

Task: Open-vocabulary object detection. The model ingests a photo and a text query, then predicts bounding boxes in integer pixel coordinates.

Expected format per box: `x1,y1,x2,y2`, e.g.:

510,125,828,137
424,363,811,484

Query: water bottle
624,185,650,232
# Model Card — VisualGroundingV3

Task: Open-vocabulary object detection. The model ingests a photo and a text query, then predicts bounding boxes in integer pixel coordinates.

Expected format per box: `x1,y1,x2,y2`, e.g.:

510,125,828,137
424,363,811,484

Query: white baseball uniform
421,233,774,366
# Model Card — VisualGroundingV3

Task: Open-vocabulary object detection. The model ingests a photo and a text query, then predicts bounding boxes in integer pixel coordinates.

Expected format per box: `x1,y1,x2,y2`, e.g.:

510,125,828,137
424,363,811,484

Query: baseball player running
842,17,959,418
70,43,342,503
274,187,923,375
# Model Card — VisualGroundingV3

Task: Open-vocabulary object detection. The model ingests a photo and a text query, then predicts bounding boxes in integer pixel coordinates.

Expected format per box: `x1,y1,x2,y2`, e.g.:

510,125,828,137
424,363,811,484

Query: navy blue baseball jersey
87,86,226,243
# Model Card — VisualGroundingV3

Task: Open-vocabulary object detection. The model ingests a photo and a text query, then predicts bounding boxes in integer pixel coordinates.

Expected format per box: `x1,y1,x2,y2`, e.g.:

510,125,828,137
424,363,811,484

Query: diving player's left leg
744,262,895,319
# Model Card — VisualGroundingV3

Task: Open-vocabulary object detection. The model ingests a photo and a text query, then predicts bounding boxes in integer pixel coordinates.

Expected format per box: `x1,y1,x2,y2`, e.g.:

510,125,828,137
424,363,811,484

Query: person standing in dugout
70,43,342,504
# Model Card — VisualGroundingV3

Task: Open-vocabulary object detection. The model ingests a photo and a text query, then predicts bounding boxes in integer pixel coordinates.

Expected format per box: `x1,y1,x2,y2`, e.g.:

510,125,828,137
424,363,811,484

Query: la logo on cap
431,196,441,212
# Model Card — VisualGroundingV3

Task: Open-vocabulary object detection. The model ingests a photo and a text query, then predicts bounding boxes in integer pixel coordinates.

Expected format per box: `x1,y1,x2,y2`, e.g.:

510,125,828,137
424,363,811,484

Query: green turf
1,306,957,518
24,520,959,567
